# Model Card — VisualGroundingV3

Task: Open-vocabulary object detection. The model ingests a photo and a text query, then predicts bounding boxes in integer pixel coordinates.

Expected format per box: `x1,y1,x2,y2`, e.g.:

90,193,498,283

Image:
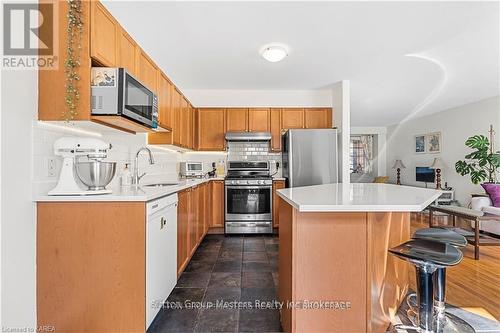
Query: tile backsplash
227,141,282,176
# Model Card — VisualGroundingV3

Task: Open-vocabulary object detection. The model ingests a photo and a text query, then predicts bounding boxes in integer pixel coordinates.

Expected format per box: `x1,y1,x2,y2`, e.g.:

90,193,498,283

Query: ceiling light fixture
260,44,289,62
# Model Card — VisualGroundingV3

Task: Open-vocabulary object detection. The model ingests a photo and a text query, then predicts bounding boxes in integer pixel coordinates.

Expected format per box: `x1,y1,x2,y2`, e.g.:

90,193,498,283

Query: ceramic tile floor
148,234,282,333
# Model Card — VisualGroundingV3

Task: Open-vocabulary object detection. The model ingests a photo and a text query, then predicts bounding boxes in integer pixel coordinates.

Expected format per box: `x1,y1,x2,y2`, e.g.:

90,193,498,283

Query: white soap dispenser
121,163,132,187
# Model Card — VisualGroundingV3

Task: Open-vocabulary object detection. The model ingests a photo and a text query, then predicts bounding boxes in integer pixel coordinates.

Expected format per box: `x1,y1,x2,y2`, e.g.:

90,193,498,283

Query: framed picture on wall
415,135,426,153
427,132,442,153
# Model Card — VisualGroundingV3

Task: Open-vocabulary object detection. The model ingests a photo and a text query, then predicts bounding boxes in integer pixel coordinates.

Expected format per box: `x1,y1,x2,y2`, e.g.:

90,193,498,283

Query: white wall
332,81,351,184
1,70,38,329
386,96,500,205
183,89,332,107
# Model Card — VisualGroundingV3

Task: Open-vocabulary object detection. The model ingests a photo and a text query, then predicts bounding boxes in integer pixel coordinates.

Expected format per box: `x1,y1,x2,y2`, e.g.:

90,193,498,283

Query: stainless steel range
224,161,273,234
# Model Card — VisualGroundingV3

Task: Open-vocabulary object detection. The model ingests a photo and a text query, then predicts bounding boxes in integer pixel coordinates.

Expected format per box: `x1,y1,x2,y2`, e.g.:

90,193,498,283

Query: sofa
471,196,500,236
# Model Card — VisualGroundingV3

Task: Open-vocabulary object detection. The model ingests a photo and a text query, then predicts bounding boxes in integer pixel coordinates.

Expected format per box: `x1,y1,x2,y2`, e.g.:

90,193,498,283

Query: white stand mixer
48,137,115,196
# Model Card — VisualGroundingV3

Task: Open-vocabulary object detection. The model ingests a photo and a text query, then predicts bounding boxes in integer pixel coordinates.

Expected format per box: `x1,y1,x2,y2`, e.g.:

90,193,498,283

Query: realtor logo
2,2,58,69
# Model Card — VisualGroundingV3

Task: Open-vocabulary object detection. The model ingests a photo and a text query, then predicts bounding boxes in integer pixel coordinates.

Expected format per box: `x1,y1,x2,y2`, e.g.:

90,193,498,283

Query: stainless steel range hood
225,132,272,142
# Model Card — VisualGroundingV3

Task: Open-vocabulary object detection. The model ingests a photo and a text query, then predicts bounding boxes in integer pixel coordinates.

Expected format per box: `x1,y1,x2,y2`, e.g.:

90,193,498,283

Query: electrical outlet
47,158,56,177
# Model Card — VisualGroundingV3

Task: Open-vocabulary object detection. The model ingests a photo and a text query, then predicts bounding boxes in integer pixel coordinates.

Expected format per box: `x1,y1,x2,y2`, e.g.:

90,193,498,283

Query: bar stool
408,228,473,333
389,239,474,333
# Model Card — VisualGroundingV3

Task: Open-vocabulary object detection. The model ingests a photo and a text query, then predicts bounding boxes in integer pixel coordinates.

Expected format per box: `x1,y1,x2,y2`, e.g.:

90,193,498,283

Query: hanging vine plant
63,0,83,121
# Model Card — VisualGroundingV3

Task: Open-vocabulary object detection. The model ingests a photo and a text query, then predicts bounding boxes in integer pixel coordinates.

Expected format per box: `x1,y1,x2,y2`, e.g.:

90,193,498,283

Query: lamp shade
392,159,406,169
430,158,444,169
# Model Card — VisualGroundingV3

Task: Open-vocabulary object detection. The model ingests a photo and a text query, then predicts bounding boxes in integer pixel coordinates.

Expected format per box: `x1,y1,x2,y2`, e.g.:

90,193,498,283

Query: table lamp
392,159,406,185
430,157,444,189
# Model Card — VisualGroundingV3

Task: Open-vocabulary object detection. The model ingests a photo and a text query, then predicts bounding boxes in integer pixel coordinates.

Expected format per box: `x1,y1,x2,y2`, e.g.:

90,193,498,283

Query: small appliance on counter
179,162,204,178
91,67,158,129
48,137,116,196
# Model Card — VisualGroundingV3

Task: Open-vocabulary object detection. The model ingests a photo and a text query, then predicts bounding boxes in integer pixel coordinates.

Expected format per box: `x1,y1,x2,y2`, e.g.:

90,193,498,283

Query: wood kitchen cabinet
281,108,305,129
304,108,332,129
189,186,199,256
116,29,138,76
248,108,271,132
270,108,282,152
197,109,226,151
172,88,182,146
157,72,173,130
179,97,189,148
177,188,191,275
210,180,225,227
37,202,146,332
273,180,285,228
226,108,248,132
137,50,158,93
90,1,118,66
198,183,207,241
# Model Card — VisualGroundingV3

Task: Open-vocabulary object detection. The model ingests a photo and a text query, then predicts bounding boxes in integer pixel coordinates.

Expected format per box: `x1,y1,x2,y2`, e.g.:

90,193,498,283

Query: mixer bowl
75,161,117,191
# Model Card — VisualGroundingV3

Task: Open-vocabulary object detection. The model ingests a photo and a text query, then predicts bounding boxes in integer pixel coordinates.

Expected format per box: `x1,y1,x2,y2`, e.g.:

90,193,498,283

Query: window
350,135,373,174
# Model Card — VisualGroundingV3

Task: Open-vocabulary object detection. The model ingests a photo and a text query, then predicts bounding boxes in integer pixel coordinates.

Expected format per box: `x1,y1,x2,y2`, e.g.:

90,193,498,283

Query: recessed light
260,44,289,62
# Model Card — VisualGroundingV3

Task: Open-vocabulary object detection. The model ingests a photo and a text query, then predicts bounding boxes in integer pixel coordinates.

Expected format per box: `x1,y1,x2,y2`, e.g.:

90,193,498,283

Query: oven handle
225,185,272,190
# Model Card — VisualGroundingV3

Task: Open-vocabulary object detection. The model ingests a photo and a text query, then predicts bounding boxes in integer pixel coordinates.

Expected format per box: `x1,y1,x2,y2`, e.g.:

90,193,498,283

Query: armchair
471,196,500,236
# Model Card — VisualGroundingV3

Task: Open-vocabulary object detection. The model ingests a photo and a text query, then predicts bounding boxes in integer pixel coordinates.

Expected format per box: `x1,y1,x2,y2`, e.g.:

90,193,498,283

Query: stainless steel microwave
91,67,158,128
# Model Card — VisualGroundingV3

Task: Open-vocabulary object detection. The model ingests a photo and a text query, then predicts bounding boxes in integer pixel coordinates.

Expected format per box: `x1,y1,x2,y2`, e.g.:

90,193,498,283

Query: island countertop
277,183,441,212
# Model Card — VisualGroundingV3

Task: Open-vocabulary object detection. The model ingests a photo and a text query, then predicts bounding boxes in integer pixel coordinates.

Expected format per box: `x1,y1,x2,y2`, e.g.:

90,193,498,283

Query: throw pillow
481,183,500,207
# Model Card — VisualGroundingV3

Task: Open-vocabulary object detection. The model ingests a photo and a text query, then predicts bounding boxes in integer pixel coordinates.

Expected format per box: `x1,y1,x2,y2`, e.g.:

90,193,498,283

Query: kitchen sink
143,182,180,187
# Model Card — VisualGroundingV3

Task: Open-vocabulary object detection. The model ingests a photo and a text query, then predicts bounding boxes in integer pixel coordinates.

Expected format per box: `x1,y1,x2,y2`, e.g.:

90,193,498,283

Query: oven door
122,72,154,127
225,185,272,221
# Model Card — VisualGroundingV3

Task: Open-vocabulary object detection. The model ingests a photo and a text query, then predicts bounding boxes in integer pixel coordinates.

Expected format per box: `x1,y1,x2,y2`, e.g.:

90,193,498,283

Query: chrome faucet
133,147,155,185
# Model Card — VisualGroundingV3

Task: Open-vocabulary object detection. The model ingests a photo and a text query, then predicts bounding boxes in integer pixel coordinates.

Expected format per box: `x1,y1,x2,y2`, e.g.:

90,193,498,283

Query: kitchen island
276,183,441,333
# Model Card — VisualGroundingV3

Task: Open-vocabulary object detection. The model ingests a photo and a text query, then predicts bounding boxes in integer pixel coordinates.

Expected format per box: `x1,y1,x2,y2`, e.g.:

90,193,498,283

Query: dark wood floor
148,234,282,333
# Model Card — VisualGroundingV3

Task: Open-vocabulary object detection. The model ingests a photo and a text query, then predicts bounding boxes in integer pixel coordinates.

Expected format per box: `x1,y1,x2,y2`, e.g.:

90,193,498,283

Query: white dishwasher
146,193,178,329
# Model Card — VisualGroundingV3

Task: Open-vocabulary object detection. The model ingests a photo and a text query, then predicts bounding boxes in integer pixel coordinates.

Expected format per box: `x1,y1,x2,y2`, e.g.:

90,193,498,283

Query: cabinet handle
160,217,165,229
152,204,159,209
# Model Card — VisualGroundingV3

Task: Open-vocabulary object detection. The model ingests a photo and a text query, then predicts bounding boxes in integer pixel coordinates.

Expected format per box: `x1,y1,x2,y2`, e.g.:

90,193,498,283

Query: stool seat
413,228,467,247
389,239,463,267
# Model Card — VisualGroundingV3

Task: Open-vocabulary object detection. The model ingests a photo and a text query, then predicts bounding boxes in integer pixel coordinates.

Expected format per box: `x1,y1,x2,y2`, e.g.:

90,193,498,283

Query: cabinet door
226,108,248,132
270,108,282,152
281,108,305,129
211,180,224,227
205,182,212,233
197,109,226,151
198,184,206,241
91,1,118,66
187,104,194,149
116,29,137,76
157,73,173,130
189,186,199,256
137,50,158,93
272,180,285,228
248,108,270,132
172,88,182,146
177,189,190,276
179,97,189,148
304,108,332,129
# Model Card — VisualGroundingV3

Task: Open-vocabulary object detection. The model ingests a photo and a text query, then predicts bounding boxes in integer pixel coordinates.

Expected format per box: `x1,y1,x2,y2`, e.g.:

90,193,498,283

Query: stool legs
416,265,436,333
433,268,446,317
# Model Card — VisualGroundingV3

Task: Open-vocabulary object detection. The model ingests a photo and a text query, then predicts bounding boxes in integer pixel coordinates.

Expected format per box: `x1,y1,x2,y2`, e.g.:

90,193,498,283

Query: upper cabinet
90,2,118,67
117,30,138,76
137,50,158,93
281,108,305,129
270,108,282,152
197,109,226,151
157,73,172,130
248,108,270,132
226,108,248,132
304,108,332,129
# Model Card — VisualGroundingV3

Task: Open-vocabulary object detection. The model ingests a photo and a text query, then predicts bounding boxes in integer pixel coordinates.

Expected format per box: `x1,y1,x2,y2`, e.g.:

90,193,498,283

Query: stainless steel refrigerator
282,129,338,187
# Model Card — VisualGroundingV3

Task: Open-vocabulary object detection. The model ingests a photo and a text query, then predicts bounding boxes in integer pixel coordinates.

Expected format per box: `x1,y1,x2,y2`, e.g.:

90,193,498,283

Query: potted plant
455,134,500,185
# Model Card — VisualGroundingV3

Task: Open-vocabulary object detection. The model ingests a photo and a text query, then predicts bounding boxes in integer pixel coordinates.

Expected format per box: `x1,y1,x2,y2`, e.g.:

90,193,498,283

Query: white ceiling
103,1,500,126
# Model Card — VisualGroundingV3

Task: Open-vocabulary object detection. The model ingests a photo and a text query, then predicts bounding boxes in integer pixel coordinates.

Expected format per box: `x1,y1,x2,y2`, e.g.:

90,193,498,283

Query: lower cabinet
210,180,225,227
273,180,286,228
177,180,224,276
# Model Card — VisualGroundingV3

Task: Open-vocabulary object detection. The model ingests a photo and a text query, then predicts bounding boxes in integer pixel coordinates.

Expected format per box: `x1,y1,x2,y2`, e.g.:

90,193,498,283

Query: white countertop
277,183,442,212
34,178,224,202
